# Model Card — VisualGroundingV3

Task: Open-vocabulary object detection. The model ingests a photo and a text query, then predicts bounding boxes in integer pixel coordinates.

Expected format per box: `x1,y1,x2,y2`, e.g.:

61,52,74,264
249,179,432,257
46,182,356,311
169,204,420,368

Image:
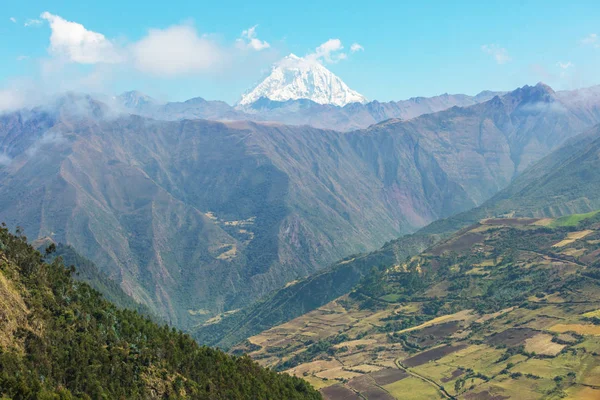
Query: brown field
402,344,467,367
550,323,600,335
315,367,363,380
370,368,409,385
475,307,515,323
485,328,538,347
397,310,473,334
430,232,484,256
346,364,383,373
320,384,362,400
482,218,540,226
464,390,509,400
347,375,375,391
286,359,342,376
361,387,395,400
524,333,565,356
533,218,553,226
333,339,377,349
566,386,600,400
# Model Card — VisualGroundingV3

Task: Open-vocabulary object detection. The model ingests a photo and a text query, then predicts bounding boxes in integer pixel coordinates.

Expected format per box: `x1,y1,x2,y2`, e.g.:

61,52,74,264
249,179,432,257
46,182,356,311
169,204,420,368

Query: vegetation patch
382,376,443,399
549,211,600,228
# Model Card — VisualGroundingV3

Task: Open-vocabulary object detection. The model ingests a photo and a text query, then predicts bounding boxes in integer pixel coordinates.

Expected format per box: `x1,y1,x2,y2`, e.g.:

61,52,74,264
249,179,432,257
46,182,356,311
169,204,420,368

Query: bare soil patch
361,387,395,400
431,232,484,256
464,390,509,400
482,218,539,226
485,328,538,347
346,375,375,392
320,384,362,400
370,368,409,385
402,344,467,367
524,333,565,356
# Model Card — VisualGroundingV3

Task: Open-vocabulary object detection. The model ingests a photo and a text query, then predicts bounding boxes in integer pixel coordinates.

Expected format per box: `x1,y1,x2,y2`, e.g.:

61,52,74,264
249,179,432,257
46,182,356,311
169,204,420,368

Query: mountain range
115,89,503,131
2,82,600,331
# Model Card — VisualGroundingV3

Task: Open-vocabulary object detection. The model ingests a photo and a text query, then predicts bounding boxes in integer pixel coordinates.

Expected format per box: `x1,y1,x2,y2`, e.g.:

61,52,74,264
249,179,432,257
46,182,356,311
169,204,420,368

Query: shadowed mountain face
1,83,600,329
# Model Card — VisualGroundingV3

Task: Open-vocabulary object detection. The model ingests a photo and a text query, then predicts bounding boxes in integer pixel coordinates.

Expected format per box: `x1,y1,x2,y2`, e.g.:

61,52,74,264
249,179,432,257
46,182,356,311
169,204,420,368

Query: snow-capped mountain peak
238,54,367,107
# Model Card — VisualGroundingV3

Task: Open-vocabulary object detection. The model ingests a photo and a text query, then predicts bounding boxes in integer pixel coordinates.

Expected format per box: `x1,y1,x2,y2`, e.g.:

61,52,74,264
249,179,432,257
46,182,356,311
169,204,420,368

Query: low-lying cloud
25,131,68,158
0,154,12,166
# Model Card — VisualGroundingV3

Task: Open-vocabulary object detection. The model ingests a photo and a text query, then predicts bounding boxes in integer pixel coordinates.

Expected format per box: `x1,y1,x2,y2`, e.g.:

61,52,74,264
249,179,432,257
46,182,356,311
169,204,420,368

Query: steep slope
239,54,367,106
237,214,600,399
196,121,600,348
49,242,155,316
0,225,321,399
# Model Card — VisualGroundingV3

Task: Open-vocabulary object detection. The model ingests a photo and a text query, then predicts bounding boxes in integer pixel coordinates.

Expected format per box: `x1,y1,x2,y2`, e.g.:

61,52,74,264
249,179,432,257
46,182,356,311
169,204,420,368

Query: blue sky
1,0,600,106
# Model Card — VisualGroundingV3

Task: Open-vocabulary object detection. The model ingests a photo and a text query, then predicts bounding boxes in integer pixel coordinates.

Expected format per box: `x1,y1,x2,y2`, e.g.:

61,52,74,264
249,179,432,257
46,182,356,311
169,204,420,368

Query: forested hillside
0,225,320,399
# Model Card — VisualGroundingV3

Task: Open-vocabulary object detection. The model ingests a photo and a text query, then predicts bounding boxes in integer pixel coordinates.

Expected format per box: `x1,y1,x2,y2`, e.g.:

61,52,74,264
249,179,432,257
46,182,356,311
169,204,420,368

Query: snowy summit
239,54,367,107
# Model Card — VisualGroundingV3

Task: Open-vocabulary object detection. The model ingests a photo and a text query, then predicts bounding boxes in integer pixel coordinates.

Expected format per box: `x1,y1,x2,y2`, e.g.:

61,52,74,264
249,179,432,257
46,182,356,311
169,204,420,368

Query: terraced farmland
233,214,600,399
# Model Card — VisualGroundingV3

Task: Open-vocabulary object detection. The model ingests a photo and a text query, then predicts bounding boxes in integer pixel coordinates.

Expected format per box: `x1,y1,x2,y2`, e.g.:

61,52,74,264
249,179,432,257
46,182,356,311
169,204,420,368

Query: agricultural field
233,214,600,399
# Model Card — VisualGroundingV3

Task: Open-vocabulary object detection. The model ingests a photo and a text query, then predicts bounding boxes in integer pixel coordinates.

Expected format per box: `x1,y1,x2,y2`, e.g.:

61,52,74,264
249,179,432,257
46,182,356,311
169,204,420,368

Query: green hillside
0,225,320,399
49,243,156,317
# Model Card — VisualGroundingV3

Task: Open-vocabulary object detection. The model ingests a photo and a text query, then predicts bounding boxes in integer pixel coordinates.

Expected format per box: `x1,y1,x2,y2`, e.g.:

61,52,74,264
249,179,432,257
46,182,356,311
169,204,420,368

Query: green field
549,210,600,228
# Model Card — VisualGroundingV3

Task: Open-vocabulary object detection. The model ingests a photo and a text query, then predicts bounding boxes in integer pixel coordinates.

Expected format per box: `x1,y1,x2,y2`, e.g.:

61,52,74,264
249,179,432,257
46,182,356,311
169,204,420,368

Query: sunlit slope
236,213,600,399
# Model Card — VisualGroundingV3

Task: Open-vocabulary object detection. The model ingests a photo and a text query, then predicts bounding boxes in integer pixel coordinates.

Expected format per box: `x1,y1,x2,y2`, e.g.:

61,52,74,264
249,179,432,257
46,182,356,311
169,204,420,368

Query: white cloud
237,25,270,51
0,154,11,167
131,25,225,76
557,61,574,70
0,89,26,113
10,17,16,23
24,19,42,27
26,131,67,158
350,43,364,53
307,39,346,63
481,44,511,64
40,11,122,64
16,55,29,61
581,33,599,48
